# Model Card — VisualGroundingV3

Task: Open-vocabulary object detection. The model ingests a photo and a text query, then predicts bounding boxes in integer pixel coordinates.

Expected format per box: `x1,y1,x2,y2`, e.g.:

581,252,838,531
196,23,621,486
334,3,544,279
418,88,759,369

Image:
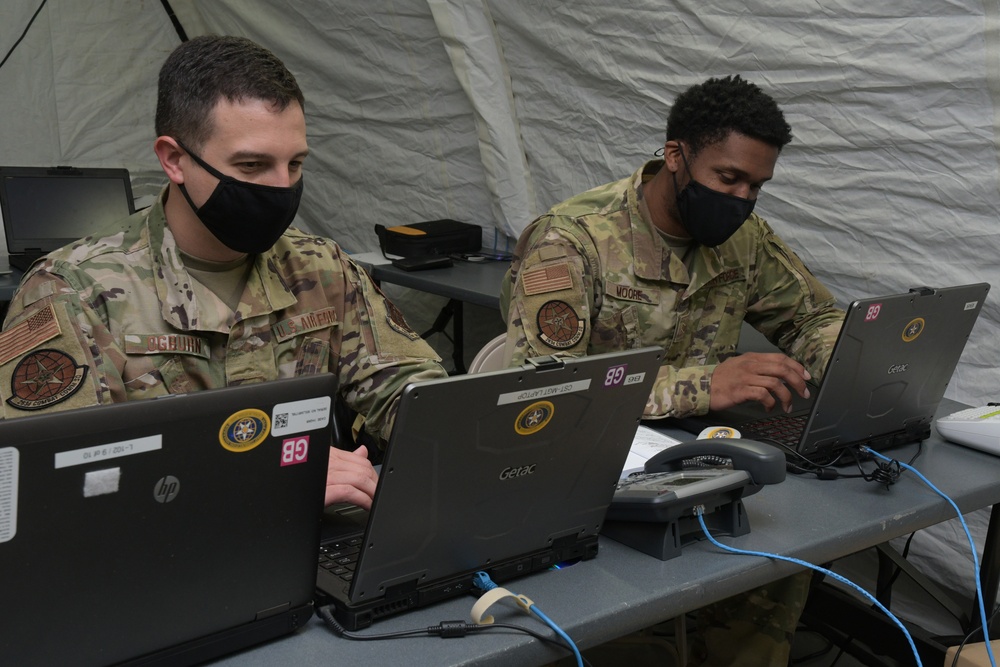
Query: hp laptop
0,375,335,667
0,166,135,272
674,284,989,462
316,347,663,630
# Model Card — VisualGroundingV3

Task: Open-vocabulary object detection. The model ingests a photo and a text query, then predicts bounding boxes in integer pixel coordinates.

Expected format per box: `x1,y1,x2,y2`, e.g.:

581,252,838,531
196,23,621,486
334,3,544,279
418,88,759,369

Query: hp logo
153,476,181,503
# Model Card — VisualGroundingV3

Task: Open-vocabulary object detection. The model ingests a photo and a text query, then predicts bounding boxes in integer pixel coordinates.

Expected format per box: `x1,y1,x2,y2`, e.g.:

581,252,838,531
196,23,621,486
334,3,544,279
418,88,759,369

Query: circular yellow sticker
515,401,555,436
219,409,271,452
901,317,925,342
699,426,741,440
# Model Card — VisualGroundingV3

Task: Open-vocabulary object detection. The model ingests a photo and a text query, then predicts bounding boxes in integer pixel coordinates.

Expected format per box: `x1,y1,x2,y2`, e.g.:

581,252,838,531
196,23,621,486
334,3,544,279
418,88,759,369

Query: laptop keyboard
318,536,363,583
741,414,808,448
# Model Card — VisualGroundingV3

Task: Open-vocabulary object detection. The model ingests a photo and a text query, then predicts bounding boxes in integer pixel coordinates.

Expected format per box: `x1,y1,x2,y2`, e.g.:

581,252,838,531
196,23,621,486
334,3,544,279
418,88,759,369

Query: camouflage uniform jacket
0,189,445,442
500,160,844,419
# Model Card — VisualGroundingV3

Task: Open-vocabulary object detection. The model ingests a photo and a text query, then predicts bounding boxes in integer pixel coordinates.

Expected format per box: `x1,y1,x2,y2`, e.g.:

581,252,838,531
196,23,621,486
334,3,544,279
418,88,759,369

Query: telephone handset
644,439,786,483
606,438,785,524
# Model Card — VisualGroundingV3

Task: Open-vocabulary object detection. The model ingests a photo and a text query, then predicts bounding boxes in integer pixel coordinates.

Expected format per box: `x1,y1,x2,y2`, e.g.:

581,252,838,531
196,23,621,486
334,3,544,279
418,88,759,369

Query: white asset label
0,447,19,544
497,379,592,406
54,435,163,469
271,396,332,437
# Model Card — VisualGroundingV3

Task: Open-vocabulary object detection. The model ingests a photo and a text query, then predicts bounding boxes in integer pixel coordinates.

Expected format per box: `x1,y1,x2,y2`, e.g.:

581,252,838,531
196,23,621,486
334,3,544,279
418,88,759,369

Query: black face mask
673,147,755,247
175,140,303,254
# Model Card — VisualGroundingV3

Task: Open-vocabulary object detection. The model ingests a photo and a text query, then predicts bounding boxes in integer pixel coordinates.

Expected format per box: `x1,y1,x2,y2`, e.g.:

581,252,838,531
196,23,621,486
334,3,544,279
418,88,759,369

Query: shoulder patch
521,263,573,296
6,348,88,411
535,300,586,349
537,245,567,261
386,302,420,340
0,304,61,365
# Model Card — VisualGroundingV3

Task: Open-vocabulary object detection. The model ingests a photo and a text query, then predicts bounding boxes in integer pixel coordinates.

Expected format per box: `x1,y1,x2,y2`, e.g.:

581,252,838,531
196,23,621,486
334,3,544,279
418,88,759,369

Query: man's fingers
325,446,379,507
710,353,811,412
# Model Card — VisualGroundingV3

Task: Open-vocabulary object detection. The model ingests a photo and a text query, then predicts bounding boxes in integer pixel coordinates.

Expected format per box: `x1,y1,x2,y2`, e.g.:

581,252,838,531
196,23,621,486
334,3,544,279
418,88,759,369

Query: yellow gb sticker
219,409,271,452
515,401,555,436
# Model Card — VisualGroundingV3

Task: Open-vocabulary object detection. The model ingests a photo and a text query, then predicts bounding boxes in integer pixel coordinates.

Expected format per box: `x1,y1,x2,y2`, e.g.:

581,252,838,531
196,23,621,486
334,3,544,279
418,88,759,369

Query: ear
154,136,186,185
663,140,686,173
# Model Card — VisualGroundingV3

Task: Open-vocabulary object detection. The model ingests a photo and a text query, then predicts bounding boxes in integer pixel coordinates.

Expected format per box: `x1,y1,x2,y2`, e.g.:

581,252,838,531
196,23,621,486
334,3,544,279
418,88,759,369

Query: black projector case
375,220,481,257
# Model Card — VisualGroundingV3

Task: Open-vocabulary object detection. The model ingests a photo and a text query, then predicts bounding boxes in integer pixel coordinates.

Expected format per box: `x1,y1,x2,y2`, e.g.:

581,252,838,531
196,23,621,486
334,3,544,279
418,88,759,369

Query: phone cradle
603,471,753,560
602,439,786,561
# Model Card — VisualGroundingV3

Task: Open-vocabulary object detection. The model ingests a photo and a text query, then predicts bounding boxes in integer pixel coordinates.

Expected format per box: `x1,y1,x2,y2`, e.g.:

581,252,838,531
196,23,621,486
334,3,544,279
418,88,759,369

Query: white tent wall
3,0,996,401
2,0,999,634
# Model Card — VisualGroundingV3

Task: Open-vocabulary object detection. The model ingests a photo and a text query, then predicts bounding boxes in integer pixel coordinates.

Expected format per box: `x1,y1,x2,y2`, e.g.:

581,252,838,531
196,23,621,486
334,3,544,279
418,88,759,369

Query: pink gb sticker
604,364,628,387
864,303,882,322
280,436,310,466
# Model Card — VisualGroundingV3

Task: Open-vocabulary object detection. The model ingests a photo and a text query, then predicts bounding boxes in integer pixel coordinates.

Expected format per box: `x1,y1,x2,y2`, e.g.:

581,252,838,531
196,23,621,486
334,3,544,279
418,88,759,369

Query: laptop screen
0,166,135,254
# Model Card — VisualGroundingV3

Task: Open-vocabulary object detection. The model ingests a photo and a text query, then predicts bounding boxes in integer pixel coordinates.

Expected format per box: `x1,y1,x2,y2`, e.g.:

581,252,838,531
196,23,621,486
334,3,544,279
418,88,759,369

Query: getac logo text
887,364,909,374
499,465,536,480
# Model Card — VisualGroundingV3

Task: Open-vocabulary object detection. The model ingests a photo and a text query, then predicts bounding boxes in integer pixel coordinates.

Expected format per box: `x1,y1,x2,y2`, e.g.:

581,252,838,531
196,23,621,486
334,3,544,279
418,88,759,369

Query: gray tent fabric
2,0,998,633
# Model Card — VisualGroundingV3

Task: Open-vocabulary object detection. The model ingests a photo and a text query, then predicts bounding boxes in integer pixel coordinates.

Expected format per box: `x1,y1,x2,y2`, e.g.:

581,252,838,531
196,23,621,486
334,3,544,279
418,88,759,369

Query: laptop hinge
525,355,565,371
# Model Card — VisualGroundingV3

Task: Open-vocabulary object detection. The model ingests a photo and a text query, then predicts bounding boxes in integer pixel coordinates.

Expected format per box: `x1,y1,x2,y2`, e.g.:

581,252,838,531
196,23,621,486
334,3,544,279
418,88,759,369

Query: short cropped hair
155,35,305,150
666,75,792,156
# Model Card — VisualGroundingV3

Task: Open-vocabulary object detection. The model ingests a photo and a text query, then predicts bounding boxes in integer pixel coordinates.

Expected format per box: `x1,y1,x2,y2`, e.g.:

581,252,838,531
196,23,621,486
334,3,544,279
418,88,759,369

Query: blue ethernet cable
694,509,923,667
473,572,584,667
862,445,997,667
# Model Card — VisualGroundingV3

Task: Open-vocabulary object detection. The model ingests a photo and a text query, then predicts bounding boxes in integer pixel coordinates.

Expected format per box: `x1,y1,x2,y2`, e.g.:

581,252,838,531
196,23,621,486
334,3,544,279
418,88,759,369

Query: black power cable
159,0,189,43
0,0,48,71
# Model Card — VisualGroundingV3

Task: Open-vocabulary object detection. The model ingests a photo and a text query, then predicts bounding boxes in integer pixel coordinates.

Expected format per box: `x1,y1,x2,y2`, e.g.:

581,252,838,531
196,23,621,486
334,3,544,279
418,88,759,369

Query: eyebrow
717,164,772,186
229,149,310,162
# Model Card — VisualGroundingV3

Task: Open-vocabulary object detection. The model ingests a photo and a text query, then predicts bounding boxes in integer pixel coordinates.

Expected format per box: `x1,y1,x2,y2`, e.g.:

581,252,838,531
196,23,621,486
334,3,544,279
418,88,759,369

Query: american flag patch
521,264,573,296
0,304,61,365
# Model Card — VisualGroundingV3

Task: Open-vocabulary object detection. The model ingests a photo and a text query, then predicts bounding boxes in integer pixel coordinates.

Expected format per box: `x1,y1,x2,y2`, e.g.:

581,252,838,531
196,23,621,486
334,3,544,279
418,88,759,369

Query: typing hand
709,352,811,414
325,445,379,509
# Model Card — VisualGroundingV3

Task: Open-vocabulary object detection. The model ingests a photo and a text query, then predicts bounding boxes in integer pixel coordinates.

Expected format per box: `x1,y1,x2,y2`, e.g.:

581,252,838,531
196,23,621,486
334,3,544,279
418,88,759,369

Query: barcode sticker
271,396,332,437
0,447,19,544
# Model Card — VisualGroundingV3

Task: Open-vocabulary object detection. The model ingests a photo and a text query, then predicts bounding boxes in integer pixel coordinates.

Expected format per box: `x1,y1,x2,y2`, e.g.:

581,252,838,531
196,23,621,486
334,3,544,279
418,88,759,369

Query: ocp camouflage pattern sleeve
0,270,113,419
744,221,843,382
501,218,597,365
337,256,447,443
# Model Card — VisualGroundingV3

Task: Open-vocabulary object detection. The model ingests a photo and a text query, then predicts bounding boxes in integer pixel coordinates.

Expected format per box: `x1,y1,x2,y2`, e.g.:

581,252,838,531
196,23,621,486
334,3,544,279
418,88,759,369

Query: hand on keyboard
710,352,812,414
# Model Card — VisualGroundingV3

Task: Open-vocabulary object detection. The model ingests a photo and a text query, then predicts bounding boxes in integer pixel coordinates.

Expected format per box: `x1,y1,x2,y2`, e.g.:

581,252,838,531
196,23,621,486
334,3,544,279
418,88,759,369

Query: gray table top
0,269,20,303
211,398,1000,666
352,252,507,310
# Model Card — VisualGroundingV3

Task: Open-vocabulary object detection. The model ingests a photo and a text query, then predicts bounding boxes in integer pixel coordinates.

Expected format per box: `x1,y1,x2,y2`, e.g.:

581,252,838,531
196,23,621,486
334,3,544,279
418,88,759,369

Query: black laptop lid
343,347,662,604
797,283,989,457
0,166,135,257
0,375,335,667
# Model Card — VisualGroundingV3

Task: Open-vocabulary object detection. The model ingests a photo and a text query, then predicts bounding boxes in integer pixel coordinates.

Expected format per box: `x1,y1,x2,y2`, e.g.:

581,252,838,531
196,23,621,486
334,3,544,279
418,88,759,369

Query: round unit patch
901,317,925,342
219,409,271,452
536,300,585,349
515,401,555,436
7,348,88,411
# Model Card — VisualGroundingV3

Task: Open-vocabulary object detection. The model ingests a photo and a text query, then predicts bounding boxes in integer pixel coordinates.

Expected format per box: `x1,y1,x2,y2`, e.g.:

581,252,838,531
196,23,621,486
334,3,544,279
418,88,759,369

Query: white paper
620,426,684,479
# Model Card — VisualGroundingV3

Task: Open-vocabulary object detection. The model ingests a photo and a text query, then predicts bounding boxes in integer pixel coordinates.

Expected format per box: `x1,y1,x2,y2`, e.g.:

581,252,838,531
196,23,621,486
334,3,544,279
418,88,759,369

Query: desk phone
602,439,785,559
608,439,785,523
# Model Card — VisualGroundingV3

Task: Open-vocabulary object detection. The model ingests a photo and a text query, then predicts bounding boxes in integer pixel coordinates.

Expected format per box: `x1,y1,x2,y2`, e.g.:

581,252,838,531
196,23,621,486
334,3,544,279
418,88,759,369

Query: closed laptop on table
673,283,989,462
0,375,335,667
316,347,662,630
